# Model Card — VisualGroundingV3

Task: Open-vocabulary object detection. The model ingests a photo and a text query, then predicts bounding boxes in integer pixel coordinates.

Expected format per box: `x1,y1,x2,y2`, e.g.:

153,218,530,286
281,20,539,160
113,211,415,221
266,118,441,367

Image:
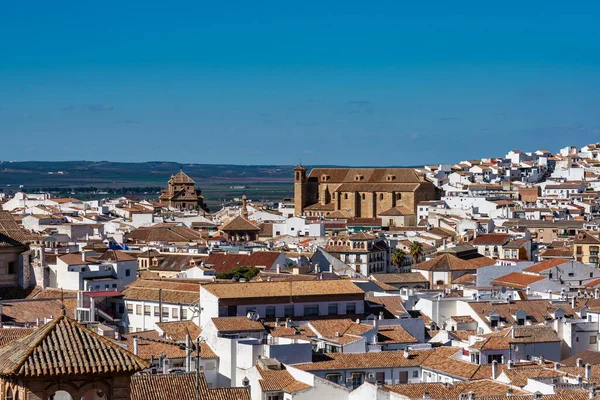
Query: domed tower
294,165,307,216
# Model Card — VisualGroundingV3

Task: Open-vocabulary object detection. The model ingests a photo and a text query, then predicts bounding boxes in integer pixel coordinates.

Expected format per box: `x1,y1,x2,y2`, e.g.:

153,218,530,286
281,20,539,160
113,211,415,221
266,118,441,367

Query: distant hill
0,161,296,188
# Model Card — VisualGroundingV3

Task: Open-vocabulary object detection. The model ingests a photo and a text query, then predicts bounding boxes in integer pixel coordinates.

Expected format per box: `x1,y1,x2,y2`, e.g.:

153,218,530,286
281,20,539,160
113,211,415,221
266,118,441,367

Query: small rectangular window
144,306,151,316
346,303,356,314
266,306,276,318
7,262,15,274
284,305,294,318
182,308,188,319
136,305,142,315
591,336,597,344
162,307,169,318
328,303,339,315
172,308,179,319
126,304,134,314
154,306,160,317
125,269,131,277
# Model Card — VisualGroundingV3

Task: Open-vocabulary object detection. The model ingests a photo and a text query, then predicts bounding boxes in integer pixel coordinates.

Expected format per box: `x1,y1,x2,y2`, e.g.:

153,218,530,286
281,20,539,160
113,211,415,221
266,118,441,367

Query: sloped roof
220,216,260,232
471,233,512,246
211,317,264,333
131,371,251,400
202,280,364,300
258,366,312,393
413,253,493,271
382,380,525,398
127,225,205,243
378,206,415,216
491,272,546,289
169,170,195,184
523,259,570,273
308,168,426,183
0,312,148,377
203,251,282,274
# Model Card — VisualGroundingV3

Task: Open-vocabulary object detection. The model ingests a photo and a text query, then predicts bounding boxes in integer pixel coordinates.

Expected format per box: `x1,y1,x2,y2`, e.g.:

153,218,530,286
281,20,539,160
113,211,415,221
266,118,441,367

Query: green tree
391,249,407,270
409,241,424,264
216,266,261,281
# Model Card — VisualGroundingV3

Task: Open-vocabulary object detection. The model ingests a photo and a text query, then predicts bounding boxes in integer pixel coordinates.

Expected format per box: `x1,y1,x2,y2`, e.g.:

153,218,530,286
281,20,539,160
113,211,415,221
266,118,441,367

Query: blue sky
1,1,599,165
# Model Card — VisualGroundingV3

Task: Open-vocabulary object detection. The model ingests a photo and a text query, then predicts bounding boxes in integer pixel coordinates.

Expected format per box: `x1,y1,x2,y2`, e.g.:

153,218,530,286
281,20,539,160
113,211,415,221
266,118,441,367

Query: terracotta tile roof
1,298,77,325
295,349,433,371
414,253,494,271
156,320,201,341
367,296,408,317
0,312,148,377
95,249,137,262
575,232,600,245
57,253,96,265
308,168,426,184
308,319,373,343
491,272,546,289
203,251,282,274
561,350,600,366
452,273,477,285
0,328,34,347
371,272,428,284
379,206,415,216
471,234,512,245
122,287,199,304
524,258,570,273
470,300,576,327
128,278,203,292
127,225,205,243
130,371,251,400
169,170,195,184
377,325,418,344
448,330,476,342
0,211,39,244
382,380,525,398
121,330,217,360
258,366,312,393
202,280,364,300
540,247,573,258
220,216,260,232
420,347,481,379
211,317,264,333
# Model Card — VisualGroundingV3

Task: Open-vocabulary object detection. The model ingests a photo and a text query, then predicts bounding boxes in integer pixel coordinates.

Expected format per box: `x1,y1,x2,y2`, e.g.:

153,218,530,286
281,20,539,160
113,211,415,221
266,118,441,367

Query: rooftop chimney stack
133,338,139,356
572,295,577,309
554,362,561,371
585,364,592,380
508,360,514,369
577,358,583,368
423,392,430,400
492,360,498,379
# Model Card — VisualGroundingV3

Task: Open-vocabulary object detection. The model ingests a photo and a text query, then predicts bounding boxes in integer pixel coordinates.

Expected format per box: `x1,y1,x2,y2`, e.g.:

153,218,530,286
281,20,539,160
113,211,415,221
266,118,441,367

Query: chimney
335,332,341,337
534,392,542,400
492,360,498,379
163,358,169,374
82,251,88,261
511,326,516,339
548,290,552,300
589,388,597,399
507,360,514,369
276,264,281,274
554,362,561,371
404,350,410,359
595,289,599,299
423,392,430,400
578,375,584,384
572,295,577,309
285,318,291,328
133,338,139,356
469,391,476,400
585,364,592,380
577,358,583,368
538,356,545,366
506,389,514,397
379,311,384,320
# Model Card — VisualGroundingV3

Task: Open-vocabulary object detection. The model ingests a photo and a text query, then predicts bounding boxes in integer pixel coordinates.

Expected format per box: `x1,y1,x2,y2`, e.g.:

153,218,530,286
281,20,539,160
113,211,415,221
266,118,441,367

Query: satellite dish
246,311,260,321
501,286,507,294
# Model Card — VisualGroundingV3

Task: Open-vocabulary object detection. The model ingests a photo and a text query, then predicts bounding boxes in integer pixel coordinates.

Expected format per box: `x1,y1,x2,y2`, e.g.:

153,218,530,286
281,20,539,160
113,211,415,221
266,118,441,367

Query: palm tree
391,249,407,271
409,241,424,264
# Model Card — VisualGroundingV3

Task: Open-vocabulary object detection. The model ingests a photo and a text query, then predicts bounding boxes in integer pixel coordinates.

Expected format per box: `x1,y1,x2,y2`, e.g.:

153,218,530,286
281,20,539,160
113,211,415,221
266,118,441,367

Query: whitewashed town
2,143,600,399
